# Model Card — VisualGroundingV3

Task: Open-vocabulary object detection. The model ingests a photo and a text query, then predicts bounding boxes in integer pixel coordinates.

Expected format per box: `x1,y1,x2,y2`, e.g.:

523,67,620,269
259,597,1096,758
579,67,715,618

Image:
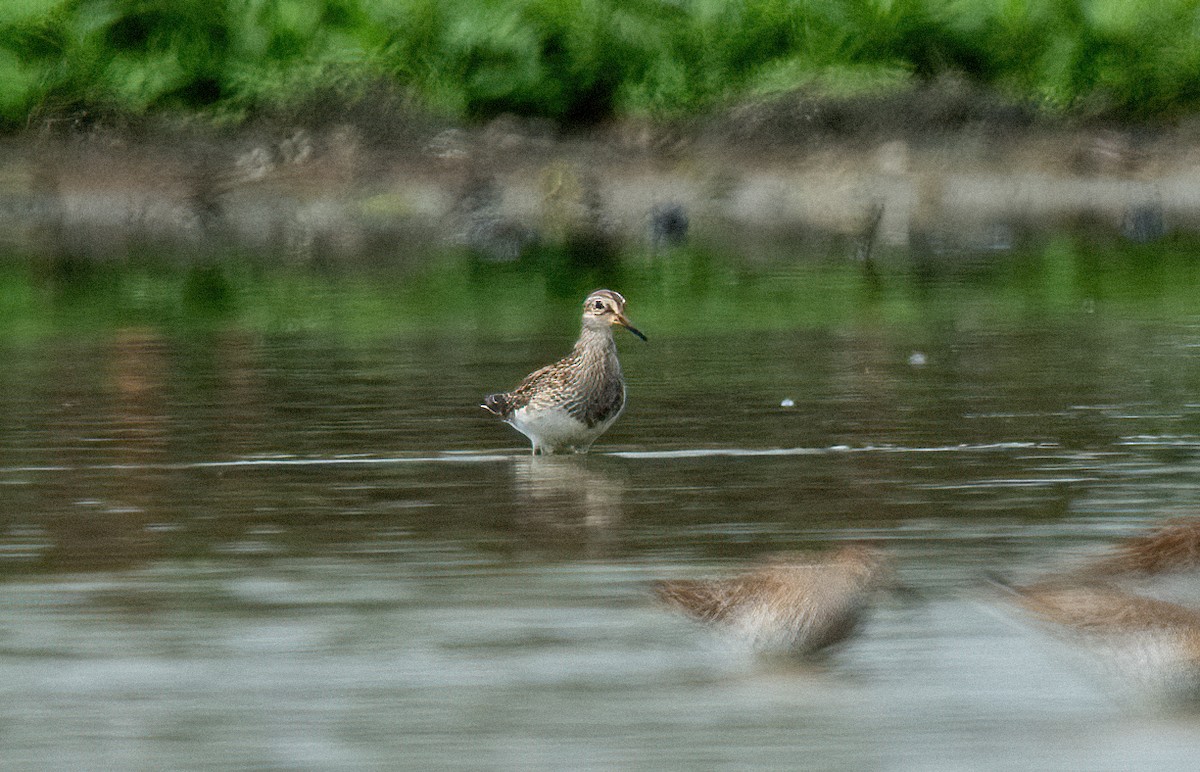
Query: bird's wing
507,357,578,411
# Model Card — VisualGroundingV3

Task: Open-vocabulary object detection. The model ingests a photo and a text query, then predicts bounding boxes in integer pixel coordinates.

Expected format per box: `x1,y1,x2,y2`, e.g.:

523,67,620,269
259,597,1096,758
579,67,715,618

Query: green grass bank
3,0,1200,132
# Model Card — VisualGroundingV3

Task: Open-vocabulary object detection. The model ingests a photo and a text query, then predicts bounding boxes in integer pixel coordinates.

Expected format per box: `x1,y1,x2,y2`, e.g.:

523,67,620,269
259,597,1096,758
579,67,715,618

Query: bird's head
582,289,646,341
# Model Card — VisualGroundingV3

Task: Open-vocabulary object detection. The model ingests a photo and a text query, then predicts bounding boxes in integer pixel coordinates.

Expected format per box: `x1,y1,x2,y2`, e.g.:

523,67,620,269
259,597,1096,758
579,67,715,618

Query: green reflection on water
3,236,1200,342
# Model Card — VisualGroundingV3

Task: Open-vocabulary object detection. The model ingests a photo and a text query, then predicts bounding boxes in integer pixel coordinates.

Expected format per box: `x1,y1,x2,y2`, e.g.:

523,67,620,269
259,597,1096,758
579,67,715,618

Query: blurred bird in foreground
995,578,1200,703
654,544,894,657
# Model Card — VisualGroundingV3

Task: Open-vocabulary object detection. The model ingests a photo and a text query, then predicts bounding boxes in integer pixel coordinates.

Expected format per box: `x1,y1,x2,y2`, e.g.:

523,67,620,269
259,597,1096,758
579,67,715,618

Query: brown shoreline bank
3,91,1200,261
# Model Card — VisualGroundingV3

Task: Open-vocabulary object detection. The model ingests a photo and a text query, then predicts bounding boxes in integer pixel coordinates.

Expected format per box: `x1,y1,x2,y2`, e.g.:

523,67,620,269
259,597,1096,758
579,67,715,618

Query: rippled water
4,245,1200,768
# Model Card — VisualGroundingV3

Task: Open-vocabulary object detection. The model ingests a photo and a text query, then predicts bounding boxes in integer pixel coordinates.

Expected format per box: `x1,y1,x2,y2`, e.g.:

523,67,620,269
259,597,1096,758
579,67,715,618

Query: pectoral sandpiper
654,545,894,656
482,289,645,455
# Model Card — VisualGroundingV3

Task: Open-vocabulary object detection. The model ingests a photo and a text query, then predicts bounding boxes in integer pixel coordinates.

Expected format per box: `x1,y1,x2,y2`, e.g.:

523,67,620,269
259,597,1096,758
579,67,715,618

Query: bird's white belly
508,406,615,453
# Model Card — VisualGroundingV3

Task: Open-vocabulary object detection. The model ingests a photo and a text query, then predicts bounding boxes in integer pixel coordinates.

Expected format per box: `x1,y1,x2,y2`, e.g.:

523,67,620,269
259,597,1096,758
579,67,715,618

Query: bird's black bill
624,324,647,341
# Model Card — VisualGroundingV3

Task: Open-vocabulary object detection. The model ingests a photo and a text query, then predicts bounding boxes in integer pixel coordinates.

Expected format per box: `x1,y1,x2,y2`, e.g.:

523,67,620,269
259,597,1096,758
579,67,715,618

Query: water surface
3,240,1200,767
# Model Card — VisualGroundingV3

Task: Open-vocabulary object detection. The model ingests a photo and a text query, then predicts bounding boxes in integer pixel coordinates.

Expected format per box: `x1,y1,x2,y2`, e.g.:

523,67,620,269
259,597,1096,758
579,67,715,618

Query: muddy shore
3,89,1199,261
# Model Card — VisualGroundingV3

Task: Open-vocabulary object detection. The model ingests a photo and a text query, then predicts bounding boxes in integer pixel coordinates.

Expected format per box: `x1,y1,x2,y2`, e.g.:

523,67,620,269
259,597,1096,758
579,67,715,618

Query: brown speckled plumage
654,545,893,656
490,329,625,427
483,289,644,454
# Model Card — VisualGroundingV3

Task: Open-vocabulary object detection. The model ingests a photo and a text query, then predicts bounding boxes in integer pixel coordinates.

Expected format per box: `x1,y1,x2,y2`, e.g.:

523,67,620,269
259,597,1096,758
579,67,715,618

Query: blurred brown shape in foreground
654,544,894,656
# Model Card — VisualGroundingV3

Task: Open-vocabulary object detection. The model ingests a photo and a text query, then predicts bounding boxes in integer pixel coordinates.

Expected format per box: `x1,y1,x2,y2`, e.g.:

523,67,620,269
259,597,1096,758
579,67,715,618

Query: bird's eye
593,300,605,311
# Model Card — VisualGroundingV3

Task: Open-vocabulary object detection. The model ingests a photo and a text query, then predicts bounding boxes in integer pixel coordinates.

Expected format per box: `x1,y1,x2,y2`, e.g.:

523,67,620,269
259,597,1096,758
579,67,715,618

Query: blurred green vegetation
1,0,1199,131
3,236,1200,342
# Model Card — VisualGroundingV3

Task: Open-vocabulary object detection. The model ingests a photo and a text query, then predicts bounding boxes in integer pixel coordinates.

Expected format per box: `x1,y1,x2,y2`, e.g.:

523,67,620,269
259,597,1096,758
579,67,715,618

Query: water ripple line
0,442,1061,474
0,452,514,475
608,441,1056,460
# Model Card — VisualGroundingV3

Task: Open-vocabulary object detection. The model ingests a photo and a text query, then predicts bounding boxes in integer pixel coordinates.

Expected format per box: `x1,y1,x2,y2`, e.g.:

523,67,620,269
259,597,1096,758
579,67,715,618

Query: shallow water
4,242,1200,768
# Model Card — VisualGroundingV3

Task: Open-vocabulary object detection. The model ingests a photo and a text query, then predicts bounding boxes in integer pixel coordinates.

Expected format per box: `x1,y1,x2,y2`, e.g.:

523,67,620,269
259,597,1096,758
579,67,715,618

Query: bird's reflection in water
35,328,172,573
507,456,625,552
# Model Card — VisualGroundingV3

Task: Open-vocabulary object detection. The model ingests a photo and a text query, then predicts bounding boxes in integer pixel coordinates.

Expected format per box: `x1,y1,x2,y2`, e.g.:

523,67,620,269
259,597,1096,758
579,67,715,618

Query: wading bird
483,289,645,455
